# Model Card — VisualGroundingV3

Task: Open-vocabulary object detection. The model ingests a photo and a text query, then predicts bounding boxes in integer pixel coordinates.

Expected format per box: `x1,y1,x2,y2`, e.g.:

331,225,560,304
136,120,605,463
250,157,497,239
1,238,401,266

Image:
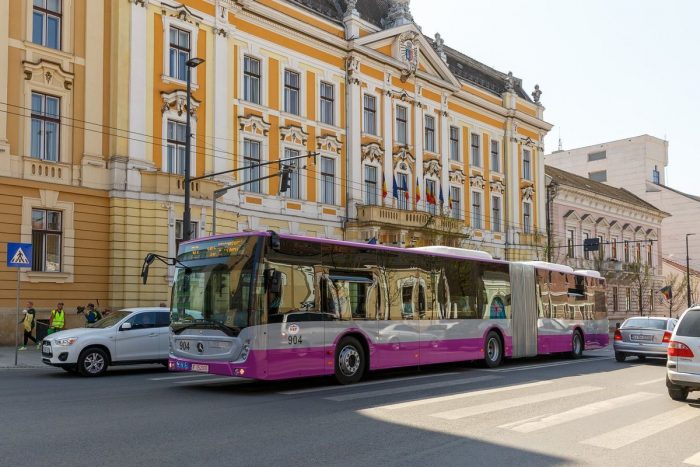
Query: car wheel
484,331,503,368
78,348,108,377
570,331,584,359
667,377,689,401
615,351,626,362
335,336,365,385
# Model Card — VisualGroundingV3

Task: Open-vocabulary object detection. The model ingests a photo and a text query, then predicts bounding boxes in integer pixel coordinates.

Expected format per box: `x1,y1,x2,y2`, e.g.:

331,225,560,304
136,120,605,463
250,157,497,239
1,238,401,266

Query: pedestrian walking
49,302,66,335
84,303,101,325
18,301,39,350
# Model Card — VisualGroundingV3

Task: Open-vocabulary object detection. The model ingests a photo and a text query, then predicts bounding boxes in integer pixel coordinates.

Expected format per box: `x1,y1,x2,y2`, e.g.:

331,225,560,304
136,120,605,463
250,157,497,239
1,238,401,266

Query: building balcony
140,171,221,199
352,204,465,233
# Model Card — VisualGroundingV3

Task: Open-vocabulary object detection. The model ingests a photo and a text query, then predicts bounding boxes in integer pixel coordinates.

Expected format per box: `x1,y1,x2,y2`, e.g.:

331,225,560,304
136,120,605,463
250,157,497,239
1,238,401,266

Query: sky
411,0,700,196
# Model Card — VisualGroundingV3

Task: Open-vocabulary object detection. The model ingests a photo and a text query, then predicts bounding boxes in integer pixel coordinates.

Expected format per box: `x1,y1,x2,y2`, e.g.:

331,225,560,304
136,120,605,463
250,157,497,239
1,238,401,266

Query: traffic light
279,166,292,193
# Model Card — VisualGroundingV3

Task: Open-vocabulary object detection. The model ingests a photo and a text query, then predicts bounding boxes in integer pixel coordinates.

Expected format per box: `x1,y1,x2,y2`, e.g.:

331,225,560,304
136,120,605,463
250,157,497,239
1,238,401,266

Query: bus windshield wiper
171,319,239,336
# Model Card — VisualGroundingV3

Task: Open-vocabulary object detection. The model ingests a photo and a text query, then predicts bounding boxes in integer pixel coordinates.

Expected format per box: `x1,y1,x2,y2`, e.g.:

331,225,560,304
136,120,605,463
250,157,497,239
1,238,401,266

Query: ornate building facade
0,0,551,341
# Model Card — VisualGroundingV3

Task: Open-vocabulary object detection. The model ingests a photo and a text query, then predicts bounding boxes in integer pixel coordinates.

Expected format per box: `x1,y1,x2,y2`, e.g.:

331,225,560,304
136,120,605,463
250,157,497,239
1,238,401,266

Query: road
1,347,699,466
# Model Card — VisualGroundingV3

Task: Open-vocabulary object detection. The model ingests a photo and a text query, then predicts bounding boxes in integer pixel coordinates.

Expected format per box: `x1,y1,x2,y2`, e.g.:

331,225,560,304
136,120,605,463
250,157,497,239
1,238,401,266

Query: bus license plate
192,364,209,373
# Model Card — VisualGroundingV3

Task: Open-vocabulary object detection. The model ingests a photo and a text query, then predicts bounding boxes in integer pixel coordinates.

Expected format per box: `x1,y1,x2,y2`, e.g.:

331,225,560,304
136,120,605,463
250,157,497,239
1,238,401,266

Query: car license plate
631,334,653,341
42,344,51,354
192,364,209,373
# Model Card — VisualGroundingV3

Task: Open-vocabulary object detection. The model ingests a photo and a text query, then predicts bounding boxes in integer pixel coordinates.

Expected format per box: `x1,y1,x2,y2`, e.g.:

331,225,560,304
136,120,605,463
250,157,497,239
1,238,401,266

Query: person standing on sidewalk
49,302,65,335
18,301,39,350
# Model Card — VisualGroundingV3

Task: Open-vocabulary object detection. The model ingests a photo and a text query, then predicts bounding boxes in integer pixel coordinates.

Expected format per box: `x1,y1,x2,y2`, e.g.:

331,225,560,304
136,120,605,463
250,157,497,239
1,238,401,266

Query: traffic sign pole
14,269,19,366
7,243,32,366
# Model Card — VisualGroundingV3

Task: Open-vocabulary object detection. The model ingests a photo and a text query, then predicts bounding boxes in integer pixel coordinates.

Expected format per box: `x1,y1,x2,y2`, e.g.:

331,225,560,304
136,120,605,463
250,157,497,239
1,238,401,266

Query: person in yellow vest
49,302,65,335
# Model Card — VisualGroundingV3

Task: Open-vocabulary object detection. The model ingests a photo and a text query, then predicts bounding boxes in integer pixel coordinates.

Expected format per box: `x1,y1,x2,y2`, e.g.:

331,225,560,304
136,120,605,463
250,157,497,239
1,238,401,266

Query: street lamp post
687,233,695,308
183,57,205,241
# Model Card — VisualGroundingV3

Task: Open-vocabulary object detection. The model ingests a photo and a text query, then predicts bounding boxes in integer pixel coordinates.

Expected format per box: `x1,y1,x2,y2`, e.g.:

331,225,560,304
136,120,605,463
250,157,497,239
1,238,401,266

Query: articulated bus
167,231,608,384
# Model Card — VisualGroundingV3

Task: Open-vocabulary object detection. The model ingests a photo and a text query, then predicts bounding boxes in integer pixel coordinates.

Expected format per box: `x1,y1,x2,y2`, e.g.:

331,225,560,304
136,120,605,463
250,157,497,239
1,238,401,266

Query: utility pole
183,57,205,241
687,233,695,308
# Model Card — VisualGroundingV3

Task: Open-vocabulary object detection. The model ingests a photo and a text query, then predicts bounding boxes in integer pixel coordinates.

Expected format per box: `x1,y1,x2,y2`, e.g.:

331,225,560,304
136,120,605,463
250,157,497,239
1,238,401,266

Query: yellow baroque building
0,0,551,341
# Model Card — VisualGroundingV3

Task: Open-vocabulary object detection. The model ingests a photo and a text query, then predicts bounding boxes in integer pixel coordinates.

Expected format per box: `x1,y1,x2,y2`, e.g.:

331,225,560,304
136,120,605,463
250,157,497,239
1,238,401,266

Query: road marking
500,392,658,433
174,376,248,385
372,380,551,411
149,374,218,381
635,377,666,386
278,372,461,395
431,385,602,420
684,451,700,465
485,357,612,373
582,405,700,449
325,375,499,402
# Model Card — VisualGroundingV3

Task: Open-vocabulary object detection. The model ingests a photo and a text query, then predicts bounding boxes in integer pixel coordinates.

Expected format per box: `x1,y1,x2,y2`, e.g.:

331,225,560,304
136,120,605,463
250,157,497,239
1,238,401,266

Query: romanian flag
448,190,453,210
426,183,436,205
659,285,672,301
382,173,388,199
415,176,421,203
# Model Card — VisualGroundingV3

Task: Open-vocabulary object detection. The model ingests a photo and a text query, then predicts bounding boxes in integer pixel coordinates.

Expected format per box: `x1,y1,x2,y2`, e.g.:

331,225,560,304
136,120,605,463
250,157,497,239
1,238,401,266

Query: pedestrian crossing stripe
10,248,30,265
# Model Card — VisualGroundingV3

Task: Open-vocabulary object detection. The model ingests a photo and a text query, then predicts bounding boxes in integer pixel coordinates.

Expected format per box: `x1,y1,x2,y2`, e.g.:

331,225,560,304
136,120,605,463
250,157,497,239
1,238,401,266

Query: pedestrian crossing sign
6,243,32,268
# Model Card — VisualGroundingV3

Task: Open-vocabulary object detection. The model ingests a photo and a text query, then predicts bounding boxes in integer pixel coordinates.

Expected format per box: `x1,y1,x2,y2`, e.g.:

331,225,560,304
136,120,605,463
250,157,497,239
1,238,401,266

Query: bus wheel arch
483,329,504,368
334,333,368,385
571,328,584,358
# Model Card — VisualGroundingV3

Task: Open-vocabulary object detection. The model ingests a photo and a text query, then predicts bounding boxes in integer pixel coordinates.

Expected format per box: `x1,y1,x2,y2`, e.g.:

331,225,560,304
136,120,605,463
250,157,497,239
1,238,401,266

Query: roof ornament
531,84,542,104
434,33,447,63
382,0,414,29
504,71,515,93
344,0,358,17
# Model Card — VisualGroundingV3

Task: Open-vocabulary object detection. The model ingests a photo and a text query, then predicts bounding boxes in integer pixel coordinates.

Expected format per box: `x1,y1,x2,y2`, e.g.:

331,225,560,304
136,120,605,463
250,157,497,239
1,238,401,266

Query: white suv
41,308,170,376
666,306,700,401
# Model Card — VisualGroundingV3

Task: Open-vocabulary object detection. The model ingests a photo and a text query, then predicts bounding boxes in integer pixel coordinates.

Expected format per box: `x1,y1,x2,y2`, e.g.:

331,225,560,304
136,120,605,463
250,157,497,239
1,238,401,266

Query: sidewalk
0,346,45,369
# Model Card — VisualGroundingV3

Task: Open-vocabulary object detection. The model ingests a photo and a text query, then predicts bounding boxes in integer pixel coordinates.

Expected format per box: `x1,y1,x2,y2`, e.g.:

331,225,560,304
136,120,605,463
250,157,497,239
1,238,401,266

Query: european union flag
392,174,399,199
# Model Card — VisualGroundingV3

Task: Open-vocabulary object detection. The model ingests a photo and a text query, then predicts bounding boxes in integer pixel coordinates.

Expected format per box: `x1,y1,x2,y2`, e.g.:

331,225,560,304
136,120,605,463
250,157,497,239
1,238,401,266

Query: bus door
509,263,538,358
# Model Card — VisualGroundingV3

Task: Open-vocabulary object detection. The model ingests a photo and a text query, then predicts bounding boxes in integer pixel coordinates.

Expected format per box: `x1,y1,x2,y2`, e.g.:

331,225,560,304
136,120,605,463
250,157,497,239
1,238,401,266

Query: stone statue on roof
504,71,515,92
532,84,542,104
382,0,414,29
434,32,447,62
344,0,358,17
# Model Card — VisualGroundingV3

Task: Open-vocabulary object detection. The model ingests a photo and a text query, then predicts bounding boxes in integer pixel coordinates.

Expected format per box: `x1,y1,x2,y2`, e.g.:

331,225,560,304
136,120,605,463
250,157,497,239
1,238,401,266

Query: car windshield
171,237,260,333
622,318,667,330
87,310,132,328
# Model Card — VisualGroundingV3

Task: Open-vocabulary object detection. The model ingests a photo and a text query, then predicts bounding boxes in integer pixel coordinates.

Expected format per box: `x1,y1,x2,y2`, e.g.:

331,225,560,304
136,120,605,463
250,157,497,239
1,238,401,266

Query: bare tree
627,261,653,315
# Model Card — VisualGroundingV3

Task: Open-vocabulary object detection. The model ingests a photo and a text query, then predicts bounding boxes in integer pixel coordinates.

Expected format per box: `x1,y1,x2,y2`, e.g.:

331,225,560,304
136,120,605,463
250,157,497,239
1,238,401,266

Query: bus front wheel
335,336,365,385
484,331,503,368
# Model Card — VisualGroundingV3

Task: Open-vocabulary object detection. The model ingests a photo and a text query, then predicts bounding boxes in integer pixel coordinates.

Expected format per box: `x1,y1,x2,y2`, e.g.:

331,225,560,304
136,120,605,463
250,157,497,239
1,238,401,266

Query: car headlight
55,337,78,346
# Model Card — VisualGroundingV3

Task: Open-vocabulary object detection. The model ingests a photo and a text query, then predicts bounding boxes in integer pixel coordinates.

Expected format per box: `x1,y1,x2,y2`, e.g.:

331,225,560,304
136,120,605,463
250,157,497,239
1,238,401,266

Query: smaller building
546,166,669,323
661,258,700,318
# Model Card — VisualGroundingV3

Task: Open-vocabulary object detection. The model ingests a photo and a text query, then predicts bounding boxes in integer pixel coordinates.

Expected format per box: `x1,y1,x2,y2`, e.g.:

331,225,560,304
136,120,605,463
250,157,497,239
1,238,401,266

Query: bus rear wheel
335,336,365,385
484,331,503,368
570,331,584,359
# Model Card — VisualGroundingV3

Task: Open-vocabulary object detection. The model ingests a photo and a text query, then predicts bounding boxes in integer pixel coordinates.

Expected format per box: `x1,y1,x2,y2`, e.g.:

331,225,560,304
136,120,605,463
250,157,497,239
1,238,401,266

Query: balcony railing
353,204,464,232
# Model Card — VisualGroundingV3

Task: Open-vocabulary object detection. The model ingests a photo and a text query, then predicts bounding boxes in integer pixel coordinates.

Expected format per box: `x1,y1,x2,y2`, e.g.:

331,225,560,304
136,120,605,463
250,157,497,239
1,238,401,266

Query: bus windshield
171,237,261,334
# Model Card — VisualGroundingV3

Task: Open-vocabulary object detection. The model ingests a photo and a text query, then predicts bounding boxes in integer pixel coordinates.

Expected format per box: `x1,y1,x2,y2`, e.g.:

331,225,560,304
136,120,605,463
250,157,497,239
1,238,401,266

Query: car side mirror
120,322,132,331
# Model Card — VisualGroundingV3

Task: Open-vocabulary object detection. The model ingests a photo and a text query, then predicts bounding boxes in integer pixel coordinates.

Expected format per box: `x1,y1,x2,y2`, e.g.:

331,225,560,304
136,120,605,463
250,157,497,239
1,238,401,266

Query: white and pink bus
166,231,608,384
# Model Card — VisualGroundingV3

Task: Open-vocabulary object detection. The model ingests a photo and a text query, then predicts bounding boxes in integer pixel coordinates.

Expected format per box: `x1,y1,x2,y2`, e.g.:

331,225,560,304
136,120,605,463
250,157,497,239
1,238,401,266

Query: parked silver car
613,316,677,362
41,308,170,376
666,306,700,401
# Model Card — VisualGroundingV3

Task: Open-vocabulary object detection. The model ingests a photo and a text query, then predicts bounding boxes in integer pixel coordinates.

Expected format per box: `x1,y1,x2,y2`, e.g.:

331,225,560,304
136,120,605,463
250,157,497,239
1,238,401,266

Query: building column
506,117,521,247
414,87,424,211
439,101,449,214
212,31,231,176
128,0,148,164
0,0,9,151
535,145,546,236
83,0,104,159
383,84,393,207
346,55,362,218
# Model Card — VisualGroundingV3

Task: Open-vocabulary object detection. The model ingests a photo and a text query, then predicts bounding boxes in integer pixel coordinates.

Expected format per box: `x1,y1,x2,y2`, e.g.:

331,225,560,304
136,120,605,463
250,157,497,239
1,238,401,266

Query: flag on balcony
448,190,453,210
401,176,409,201
659,285,672,301
426,182,436,205
392,174,398,199
415,176,421,203
439,185,444,206
382,173,388,199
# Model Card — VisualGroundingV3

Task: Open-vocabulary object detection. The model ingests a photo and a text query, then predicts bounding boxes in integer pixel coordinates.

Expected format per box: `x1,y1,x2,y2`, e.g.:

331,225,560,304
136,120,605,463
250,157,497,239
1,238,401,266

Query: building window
567,229,575,258
523,202,532,234
611,237,618,259
449,126,460,161
587,151,606,162
635,243,641,263
625,288,631,311
589,170,607,182
450,187,461,219
583,232,590,259
425,179,437,214
283,70,300,115
612,286,619,311
32,0,61,50
647,243,653,265
30,92,60,162
363,94,376,135
320,156,336,204
471,133,480,167
364,165,378,206
624,241,630,263
175,220,198,254
491,196,501,232
169,27,190,81
471,191,482,229
166,120,186,175
652,165,660,184
31,208,62,272
243,139,261,193
320,82,334,125
396,105,407,144
281,148,301,199
243,56,261,104
424,115,435,152
397,172,409,210
490,140,500,172
523,149,531,180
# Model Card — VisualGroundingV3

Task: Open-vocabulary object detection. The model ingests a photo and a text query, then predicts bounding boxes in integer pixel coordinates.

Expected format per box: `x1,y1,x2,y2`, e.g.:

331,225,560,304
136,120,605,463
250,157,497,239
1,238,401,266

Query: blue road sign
7,243,32,268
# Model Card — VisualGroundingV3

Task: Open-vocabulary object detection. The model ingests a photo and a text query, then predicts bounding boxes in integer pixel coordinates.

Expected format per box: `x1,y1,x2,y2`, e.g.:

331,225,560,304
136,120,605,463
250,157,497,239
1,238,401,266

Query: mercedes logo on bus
196,342,204,353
